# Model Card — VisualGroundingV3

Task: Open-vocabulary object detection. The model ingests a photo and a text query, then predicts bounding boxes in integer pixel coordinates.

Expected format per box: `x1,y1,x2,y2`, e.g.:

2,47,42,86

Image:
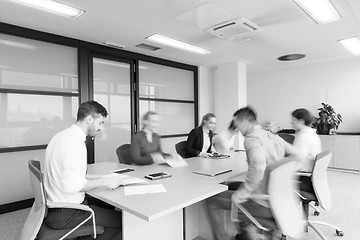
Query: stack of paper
124,184,167,196
165,154,188,168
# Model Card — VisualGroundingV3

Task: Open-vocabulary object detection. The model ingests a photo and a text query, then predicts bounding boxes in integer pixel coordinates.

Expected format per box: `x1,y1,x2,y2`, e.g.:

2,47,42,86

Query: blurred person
206,107,299,240
213,120,239,154
130,111,170,165
185,113,216,158
291,108,322,192
42,100,122,240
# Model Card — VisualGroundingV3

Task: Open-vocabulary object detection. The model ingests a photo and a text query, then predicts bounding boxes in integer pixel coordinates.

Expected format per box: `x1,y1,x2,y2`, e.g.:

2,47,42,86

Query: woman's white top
201,131,211,153
293,127,322,172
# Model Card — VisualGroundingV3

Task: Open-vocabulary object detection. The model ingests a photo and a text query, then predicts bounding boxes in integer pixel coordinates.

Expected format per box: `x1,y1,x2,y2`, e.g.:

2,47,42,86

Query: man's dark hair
76,100,108,121
233,107,257,123
228,120,237,130
292,108,313,126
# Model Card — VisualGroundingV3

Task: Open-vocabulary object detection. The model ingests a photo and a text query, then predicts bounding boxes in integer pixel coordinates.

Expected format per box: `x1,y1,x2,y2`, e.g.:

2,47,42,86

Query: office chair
116,144,132,165
232,158,304,240
175,141,187,158
297,150,344,239
20,160,104,240
277,133,295,144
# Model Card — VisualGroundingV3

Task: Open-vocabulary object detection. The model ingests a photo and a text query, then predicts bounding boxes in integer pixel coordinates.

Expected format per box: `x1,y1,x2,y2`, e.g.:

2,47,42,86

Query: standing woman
130,111,168,165
185,113,216,158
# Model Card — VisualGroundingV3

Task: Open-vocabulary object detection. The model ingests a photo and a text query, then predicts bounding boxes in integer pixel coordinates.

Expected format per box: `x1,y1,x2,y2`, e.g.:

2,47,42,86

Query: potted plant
314,103,343,135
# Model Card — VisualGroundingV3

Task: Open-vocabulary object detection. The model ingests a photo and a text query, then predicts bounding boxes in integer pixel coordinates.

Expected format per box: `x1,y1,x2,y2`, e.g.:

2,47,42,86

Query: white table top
86,151,247,221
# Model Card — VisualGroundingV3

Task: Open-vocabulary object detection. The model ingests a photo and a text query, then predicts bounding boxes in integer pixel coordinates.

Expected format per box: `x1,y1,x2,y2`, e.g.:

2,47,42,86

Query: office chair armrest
47,202,92,211
294,172,312,177
247,194,269,201
233,201,270,232
47,202,98,239
293,190,306,200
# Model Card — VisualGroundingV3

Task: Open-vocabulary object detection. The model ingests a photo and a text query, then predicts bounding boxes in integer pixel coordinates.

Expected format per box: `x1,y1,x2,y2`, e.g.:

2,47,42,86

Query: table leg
122,210,183,240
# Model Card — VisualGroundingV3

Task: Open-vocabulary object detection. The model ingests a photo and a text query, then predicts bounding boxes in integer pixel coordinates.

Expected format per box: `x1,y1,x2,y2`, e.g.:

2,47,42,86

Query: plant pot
317,124,331,135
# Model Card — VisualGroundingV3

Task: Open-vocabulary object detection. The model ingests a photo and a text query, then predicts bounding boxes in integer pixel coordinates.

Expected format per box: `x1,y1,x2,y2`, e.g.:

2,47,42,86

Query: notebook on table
193,168,232,177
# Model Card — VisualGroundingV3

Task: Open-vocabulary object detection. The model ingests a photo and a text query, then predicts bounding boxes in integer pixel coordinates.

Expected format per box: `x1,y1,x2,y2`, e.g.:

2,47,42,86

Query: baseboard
0,198,34,215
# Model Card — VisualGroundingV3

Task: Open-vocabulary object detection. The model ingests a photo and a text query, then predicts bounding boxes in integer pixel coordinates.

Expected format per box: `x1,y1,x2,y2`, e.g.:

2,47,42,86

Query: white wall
213,62,247,149
0,150,45,205
248,57,360,133
198,66,215,123
214,62,247,133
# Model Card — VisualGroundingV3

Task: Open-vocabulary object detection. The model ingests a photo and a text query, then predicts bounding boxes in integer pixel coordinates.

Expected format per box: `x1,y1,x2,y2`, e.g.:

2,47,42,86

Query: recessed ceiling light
277,54,306,61
8,0,85,19
338,37,360,55
146,34,211,55
293,0,341,24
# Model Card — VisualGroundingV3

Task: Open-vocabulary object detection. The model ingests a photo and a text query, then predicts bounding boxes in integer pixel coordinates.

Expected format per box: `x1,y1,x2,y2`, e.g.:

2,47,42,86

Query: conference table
86,151,248,240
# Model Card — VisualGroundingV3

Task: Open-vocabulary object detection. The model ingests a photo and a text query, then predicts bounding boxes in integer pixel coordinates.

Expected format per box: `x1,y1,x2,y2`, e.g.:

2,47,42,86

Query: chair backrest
268,158,304,239
175,141,187,158
116,144,132,165
312,150,332,210
277,133,295,144
20,160,46,240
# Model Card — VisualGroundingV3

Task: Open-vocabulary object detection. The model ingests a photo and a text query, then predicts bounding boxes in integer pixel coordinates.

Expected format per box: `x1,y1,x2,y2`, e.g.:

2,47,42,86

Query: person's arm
81,177,124,191
154,134,170,158
130,133,154,165
232,139,266,203
185,128,201,157
60,144,124,193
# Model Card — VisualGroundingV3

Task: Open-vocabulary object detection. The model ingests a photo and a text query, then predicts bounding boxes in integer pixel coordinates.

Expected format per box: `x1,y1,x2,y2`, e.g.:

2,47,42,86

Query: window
0,33,78,151
138,61,196,154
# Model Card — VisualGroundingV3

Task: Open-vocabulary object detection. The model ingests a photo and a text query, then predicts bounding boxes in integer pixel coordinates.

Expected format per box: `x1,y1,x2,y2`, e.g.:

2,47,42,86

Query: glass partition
93,58,132,163
139,61,194,101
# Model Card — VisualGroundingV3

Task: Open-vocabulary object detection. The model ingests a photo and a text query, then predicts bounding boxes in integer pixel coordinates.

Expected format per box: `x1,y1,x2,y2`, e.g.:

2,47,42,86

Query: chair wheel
315,202,319,206
280,235,287,240
314,211,320,216
336,230,344,237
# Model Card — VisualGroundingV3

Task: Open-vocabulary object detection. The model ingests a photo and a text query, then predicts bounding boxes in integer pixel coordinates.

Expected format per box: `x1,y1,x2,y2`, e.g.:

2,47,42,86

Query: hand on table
198,152,212,158
151,153,166,164
103,177,124,190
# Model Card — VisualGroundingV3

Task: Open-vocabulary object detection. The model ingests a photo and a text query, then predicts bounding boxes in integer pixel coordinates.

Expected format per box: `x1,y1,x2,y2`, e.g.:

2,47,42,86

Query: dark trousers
45,196,122,240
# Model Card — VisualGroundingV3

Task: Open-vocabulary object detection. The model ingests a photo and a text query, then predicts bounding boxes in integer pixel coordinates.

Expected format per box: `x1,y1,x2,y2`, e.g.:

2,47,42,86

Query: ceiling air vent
205,18,262,40
136,43,161,51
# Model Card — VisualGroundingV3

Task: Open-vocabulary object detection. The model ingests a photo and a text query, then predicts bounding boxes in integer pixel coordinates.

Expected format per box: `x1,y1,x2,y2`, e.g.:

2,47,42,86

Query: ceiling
0,0,360,73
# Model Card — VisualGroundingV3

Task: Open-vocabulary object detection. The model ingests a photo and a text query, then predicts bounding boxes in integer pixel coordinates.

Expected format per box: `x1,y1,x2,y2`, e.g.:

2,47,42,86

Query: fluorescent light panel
338,37,360,55
293,0,341,24
146,34,211,55
8,0,85,18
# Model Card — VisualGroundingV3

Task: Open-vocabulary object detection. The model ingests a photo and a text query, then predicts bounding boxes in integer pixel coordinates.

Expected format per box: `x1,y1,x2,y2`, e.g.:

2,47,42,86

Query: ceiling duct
205,18,262,40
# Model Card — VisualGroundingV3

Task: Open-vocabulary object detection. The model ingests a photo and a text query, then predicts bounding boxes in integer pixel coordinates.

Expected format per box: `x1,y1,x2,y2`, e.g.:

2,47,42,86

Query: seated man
42,100,123,240
206,107,298,240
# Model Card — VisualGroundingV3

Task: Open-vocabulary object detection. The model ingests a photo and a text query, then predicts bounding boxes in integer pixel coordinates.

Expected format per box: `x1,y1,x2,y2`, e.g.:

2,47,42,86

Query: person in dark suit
185,113,216,158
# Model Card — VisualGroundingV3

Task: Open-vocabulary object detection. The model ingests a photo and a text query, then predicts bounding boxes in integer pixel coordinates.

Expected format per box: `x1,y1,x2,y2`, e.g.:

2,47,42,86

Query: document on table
164,154,188,168
124,184,167,196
